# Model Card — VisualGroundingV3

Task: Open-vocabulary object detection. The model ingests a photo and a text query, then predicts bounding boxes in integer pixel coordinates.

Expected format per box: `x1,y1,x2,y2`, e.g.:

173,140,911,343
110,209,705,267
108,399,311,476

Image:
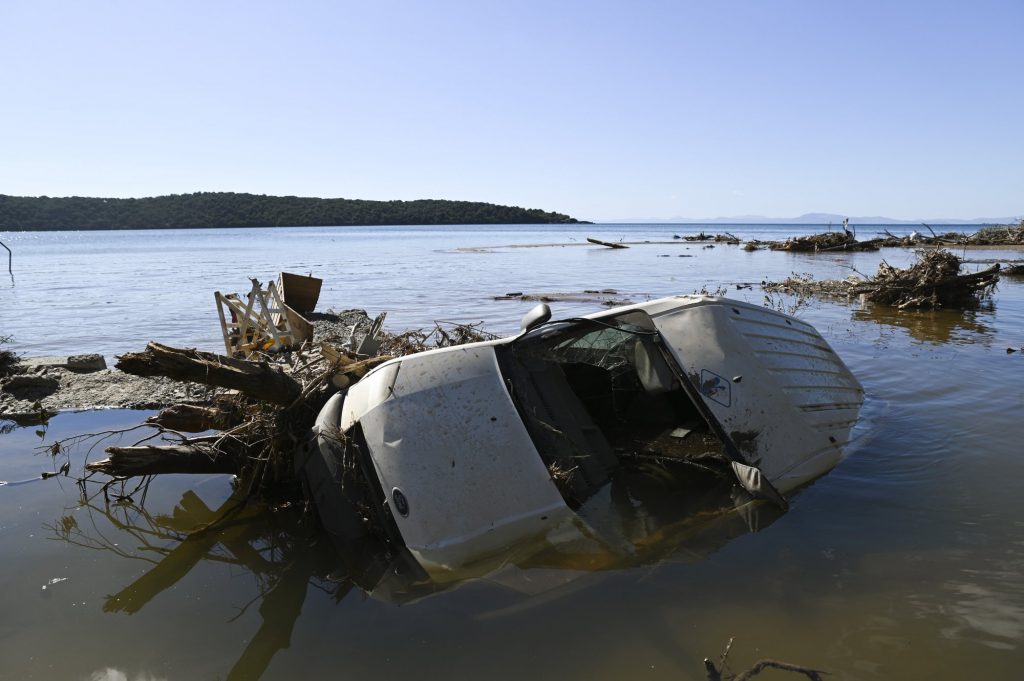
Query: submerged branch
87,444,244,477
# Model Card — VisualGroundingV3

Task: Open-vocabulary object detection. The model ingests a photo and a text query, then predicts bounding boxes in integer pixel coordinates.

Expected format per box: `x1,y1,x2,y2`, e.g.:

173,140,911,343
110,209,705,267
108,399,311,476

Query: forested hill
0,193,585,230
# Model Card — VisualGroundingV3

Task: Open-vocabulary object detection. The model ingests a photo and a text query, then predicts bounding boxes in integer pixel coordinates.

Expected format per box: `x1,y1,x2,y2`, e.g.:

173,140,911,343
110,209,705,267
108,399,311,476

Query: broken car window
496,312,730,508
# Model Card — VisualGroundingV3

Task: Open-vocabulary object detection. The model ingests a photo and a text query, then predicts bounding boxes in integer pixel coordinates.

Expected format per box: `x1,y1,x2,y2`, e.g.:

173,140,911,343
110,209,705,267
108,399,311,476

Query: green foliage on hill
0,192,584,230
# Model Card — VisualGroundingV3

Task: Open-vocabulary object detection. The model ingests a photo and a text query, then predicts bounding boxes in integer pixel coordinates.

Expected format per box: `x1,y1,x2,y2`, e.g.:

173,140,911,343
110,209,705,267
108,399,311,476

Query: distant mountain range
596,212,1020,225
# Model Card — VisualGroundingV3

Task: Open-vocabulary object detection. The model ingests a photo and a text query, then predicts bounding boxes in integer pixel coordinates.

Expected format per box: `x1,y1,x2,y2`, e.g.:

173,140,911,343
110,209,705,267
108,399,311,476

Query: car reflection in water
49,482,783,681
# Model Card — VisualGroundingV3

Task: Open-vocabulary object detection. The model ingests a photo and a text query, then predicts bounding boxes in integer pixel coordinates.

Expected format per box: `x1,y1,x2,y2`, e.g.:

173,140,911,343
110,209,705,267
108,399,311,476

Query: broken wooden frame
215,279,302,359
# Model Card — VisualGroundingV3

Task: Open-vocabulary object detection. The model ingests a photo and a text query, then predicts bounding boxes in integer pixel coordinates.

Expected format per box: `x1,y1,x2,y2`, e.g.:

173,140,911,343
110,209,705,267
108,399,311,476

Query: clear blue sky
2,0,1021,221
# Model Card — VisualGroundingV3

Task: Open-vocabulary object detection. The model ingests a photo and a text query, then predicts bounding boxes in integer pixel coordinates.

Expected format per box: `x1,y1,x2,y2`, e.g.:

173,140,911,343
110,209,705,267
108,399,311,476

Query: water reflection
49,475,782,681
851,302,996,345
49,493,339,681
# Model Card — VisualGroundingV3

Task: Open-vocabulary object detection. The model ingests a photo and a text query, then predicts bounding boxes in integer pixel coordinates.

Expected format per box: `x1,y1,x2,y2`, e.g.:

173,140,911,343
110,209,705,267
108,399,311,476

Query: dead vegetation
0,335,17,377
769,230,879,253
964,220,1024,245
763,249,1000,310
765,219,1024,252
875,219,1024,248
679,232,741,244
80,341,390,496
377,320,497,356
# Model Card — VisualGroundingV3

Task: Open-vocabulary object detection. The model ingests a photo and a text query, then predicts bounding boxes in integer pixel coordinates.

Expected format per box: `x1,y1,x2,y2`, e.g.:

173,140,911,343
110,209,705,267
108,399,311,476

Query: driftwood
769,231,878,252
705,658,827,681
763,249,1000,310
146,403,244,432
874,220,1024,248
90,345,395,482
87,443,243,477
117,342,302,405
40,310,503,500
587,237,628,249
683,232,740,243
704,638,828,681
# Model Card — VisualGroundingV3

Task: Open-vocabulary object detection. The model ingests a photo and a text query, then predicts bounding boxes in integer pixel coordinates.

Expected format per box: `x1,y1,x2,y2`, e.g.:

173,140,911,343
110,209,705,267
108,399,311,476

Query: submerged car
298,295,864,577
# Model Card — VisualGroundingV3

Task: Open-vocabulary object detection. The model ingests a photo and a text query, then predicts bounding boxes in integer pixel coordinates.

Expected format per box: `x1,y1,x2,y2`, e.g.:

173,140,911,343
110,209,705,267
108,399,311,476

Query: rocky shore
0,309,376,422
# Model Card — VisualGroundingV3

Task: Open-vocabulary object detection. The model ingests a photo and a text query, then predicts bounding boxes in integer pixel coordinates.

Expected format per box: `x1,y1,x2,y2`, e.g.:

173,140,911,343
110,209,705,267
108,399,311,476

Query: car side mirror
520,303,552,333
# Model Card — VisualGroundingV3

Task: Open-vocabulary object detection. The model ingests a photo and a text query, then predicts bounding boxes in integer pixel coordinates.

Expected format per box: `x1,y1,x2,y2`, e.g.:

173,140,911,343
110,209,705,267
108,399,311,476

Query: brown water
3,228,1024,680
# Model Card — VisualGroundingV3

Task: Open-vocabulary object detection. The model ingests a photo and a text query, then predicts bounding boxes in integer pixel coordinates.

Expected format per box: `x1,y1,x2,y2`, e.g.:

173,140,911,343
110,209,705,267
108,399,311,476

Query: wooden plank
282,303,313,345
278,272,322,315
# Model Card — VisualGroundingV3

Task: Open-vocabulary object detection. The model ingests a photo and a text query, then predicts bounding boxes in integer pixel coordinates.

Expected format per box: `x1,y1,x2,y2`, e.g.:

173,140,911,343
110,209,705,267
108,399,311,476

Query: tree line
0,192,585,230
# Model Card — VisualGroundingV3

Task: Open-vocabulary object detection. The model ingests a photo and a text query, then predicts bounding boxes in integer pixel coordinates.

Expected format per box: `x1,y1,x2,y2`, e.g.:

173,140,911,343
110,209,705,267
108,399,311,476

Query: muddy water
3,226,1024,680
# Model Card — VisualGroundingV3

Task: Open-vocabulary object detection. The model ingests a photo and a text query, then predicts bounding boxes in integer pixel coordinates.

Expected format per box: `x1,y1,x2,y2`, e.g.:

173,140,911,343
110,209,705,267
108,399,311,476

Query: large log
146,403,244,432
87,443,243,477
116,342,302,405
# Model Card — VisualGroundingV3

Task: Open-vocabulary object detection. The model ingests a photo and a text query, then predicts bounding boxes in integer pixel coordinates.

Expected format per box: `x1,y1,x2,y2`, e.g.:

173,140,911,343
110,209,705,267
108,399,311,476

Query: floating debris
586,237,629,249
875,220,1024,248
963,220,1024,246
763,249,1000,309
492,290,635,306
769,231,878,252
683,232,741,244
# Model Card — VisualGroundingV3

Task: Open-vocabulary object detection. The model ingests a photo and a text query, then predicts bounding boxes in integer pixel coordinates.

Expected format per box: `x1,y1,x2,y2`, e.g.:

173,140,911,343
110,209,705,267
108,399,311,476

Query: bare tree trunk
116,342,302,405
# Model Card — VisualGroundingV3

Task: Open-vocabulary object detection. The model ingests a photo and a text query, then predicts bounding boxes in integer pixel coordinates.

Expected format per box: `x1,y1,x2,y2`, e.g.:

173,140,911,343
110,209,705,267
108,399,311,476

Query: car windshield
495,311,729,508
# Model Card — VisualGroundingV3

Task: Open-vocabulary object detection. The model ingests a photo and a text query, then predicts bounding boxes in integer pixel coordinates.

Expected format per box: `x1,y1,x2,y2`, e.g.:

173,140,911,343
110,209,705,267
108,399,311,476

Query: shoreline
1,311,376,421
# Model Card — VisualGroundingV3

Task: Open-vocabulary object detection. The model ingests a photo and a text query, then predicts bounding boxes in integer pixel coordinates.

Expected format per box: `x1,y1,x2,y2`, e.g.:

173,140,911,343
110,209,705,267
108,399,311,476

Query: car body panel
646,297,864,492
349,344,572,572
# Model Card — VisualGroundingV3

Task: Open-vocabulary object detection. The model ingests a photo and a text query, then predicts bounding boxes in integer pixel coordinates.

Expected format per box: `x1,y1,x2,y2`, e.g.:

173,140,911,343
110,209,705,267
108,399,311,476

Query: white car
299,295,864,577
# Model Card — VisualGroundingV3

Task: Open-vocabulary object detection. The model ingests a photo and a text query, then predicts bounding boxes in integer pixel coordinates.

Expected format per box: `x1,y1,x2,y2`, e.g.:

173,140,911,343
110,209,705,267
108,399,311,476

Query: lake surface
2,224,1024,680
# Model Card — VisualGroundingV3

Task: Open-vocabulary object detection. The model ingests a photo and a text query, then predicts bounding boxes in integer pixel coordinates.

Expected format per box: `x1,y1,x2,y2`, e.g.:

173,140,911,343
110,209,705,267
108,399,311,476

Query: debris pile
864,249,999,308
763,249,1000,309
875,229,964,247
377,320,496,356
32,273,356,493
680,232,741,244
968,220,1024,245
769,230,878,252
876,220,1024,248
40,270,499,499
83,338,391,494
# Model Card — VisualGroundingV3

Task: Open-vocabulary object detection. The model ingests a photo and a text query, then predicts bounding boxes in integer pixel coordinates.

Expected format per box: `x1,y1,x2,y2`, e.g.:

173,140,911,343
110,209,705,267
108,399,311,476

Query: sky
1,0,1021,221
